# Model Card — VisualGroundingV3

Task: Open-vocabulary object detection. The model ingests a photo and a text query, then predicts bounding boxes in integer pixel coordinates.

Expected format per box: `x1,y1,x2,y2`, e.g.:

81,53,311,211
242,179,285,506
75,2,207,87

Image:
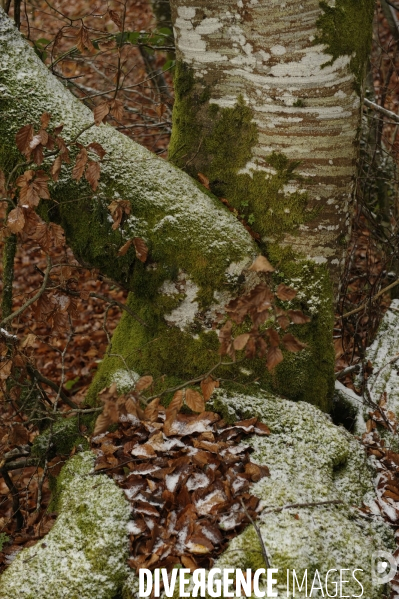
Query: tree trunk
0,2,373,412
167,0,374,407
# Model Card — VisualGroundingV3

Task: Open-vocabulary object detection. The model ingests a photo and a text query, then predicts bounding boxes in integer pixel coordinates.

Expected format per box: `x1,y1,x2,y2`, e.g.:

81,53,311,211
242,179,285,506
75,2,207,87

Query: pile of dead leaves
91,400,270,574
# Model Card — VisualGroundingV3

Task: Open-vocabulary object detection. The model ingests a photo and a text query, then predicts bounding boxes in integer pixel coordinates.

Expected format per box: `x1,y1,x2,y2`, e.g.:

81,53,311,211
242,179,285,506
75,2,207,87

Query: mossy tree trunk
0,1,373,413
167,0,374,408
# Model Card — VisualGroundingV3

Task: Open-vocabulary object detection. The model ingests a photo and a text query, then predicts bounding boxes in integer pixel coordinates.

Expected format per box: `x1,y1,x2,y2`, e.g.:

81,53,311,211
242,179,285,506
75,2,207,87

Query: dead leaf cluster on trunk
219,259,310,371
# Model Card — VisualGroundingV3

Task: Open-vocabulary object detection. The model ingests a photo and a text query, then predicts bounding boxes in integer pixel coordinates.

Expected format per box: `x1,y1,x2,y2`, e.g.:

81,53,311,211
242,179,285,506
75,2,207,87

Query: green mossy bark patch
169,63,316,242
315,0,374,93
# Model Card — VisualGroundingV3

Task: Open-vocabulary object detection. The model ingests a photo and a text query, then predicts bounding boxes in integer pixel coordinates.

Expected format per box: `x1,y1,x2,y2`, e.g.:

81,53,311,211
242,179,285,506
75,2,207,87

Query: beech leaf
185,389,205,413
133,237,148,262
169,390,184,412
118,239,133,256
200,377,219,402
249,255,275,273
287,309,311,324
16,124,33,157
276,283,297,301
135,375,153,392
282,333,307,352
7,206,25,234
266,346,283,371
233,333,250,351
72,148,88,181
87,142,106,159
85,160,101,191
94,102,110,126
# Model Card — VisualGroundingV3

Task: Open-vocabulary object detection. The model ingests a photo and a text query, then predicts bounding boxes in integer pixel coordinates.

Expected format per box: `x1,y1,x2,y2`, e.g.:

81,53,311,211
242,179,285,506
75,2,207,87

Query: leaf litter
91,396,271,575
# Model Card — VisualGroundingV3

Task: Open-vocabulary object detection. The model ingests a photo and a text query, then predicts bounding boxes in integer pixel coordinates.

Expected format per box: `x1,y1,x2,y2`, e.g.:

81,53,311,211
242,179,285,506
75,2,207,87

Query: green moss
31,416,90,458
169,65,315,242
315,0,374,93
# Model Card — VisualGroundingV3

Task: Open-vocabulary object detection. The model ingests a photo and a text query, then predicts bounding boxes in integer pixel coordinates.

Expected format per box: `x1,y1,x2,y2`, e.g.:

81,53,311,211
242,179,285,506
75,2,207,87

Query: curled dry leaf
51,155,62,181
85,160,101,191
108,199,131,230
108,9,122,29
118,239,133,256
94,102,110,126
276,283,297,301
249,255,275,273
277,315,290,330
21,333,36,348
266,346,283,371
266,327,280,348
72,148,88,181
77,25,95,54
135,375,153,392
197,173,210,189
200,377,219,402
282,333,307,352
133,237,148,263
185,389,205,413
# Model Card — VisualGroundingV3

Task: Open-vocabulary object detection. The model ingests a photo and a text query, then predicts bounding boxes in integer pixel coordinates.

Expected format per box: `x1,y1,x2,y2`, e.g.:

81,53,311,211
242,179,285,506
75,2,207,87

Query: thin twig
364,97,399,124
262,499,344,515
240,498,270,569
341,278,399,318
0,255,51,327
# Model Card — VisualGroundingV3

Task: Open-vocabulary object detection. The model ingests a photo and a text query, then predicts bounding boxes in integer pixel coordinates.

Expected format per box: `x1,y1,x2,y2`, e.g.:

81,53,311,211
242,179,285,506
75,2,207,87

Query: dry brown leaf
85,160,101,191
144,397,160,422
136,375,153,392
94,102,110,126
233,333,250,351
185,389,205,413
282,333,307,352
118,239,133,256
109,99,124,121
21,333,36,348
77,25,95,53
0,170,5,196
108,199,131,230
266,327,280,348
7,206,25,234
40,112,51,130
277,315,290,330
0,360,12,381
276,283,297,301
108,9,122,29
200,377,219,402
287,309,311,325
93,413,113,437
87,142,106,159
197,173,210,189
169,390,184,412
72,148,88,181
51,155,62,181
133,237,148,263
16,124,33,157
249,255,275,273
48,223,66,247
266,346,283,371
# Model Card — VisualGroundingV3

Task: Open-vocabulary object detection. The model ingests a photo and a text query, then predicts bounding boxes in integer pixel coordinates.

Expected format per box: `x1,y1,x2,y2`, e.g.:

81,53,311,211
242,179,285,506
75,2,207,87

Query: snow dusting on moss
0,452,131,599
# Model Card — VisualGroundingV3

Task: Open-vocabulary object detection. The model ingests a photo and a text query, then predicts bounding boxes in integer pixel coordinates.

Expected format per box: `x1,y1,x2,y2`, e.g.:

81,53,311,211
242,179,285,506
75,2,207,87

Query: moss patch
0,453,131,599
315,0,375,93
169,64,316,242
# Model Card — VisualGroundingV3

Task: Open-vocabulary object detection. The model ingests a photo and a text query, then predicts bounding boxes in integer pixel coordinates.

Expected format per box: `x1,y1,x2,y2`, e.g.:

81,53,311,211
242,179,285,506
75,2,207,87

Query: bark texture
169,0,374,279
